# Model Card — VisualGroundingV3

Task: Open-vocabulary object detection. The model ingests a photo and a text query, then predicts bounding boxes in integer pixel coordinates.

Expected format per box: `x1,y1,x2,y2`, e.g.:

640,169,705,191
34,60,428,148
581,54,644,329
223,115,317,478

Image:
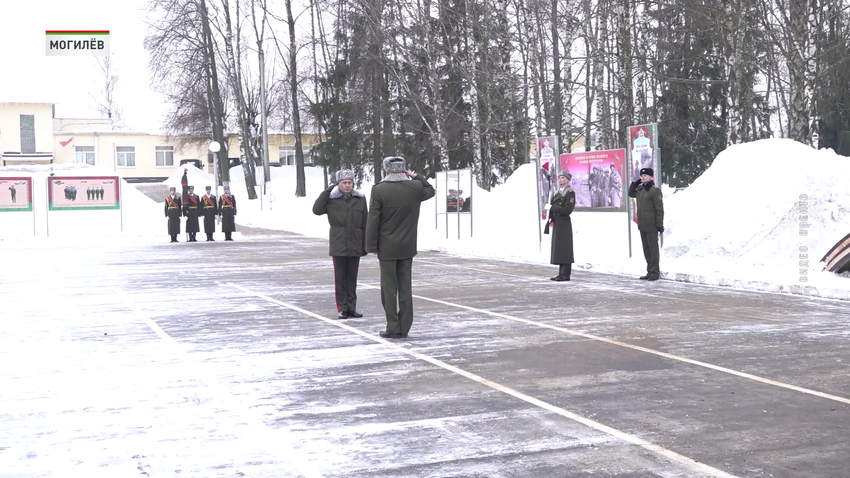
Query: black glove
658,226,664,233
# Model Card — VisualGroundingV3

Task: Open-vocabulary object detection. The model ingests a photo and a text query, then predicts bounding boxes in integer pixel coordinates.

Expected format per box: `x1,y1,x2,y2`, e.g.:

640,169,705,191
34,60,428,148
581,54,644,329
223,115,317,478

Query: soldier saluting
164,186,182,243
184,185,201,242
202,185,218,241
218,185,237,241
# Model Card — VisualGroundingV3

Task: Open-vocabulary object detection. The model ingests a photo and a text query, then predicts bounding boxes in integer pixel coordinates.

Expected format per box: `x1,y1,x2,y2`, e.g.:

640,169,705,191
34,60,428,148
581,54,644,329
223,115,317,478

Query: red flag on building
59,137,74,147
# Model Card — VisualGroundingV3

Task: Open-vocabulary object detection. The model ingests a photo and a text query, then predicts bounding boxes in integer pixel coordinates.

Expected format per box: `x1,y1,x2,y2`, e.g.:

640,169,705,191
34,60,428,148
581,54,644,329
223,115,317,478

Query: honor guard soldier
202,185,218,241
164,186,182,243
218,185,237,241
184,185,201,242
544,171,576,281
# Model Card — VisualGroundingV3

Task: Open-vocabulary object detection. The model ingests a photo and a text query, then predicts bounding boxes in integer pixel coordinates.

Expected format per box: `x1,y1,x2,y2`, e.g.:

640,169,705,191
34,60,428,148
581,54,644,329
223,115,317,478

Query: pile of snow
212,139,850,300
5,138,848,299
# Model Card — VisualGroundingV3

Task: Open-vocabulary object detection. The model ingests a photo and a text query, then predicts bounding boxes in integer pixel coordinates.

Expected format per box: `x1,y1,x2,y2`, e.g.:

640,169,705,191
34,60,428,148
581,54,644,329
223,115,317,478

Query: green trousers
379,258,414,334
640,231,660,275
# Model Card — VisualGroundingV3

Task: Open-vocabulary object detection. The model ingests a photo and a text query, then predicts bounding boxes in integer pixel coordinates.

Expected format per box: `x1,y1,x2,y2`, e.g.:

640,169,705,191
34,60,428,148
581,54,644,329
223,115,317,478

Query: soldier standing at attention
184,185,201,242
312,169,368,319
202,185,218,241
219,185,237,241
545,171,576,281
164,186,182,243
366,156,436,339
628,167,665,281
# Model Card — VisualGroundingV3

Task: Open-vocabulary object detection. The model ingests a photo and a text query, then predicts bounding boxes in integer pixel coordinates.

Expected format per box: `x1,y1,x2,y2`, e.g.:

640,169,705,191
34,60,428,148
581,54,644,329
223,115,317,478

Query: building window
20,115,35,154
117,146,136,167
75,146,95,165
156,146,174,167
279,147,296,166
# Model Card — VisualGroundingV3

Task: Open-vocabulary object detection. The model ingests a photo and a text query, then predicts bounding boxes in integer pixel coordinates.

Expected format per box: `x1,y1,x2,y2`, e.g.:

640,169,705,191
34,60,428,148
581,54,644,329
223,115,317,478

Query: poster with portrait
48,176,120,210
626,123,659,222
535,157,550,221
558,149,627,211
444,169,472,213
536,135,559,217
0,177,33,212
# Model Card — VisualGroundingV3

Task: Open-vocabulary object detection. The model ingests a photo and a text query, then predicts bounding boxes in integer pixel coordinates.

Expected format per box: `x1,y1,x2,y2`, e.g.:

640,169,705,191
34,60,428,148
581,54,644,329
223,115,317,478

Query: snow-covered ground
2,138,848,299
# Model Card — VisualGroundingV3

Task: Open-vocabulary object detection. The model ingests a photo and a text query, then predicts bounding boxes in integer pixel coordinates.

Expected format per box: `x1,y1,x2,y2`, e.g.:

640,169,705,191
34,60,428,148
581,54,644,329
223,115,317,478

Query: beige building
1,102,319,181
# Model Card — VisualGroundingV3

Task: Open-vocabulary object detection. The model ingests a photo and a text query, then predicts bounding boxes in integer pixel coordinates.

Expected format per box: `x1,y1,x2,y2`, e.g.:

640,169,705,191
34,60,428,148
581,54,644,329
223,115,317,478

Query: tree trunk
594,2,611,147
199,0,229,185
788,0,809,143
220,0,258,199
465,0,484,187
616,0,634,147
285,0,306,196
551,0,564,150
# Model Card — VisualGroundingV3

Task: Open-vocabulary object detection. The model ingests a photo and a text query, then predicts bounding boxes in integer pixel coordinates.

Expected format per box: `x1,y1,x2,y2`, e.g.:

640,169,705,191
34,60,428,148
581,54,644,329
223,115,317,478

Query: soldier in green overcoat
366,156,436,339
546,171,576,281
313,169,368,319
628,167,665,280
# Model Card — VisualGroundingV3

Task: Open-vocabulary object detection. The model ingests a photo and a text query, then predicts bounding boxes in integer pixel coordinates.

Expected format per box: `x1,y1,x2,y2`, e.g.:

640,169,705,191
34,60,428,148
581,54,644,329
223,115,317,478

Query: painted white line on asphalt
227,282,740,478
356,282,850,407
114,288,325,478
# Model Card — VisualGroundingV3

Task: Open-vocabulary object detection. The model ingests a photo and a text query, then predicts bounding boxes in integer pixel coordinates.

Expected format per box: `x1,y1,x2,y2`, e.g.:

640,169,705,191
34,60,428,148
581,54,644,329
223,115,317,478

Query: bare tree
90,54,124,129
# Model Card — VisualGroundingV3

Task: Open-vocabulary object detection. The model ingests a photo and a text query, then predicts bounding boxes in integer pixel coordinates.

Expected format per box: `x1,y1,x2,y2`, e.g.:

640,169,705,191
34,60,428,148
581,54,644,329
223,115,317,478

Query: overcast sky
0,0,170,132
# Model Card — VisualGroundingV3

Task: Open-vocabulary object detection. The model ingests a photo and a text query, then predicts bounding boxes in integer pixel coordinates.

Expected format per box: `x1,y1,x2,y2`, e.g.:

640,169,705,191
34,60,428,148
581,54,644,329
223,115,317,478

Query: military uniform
628,167,664,280
164,189,182,242
313,170,368,319
184,187,201,242
546,172,576,281
219,188,237,241
609,166,622,208
366,157,436,339
202,187,218,241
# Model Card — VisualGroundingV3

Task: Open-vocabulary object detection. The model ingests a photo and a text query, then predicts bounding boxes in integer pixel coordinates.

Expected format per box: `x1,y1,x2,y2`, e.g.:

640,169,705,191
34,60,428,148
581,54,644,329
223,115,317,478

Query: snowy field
1,137,848,299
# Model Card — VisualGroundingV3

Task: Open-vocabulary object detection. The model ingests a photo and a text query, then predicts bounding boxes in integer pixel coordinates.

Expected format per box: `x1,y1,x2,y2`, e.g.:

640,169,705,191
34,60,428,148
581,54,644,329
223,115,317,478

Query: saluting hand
404,170,416,178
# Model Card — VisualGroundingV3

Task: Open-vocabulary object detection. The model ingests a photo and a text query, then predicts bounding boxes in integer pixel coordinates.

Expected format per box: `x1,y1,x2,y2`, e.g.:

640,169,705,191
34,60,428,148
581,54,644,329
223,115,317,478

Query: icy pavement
2,228,850,477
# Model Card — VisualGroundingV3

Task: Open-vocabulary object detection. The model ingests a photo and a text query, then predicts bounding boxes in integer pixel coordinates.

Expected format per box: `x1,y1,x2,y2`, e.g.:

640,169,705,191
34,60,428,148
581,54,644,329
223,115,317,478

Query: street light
209,140,220,197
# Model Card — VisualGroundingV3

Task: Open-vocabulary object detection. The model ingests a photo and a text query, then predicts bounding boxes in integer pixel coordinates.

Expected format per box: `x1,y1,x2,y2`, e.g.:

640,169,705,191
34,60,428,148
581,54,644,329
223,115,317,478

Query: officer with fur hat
366,156,436,338
628,167,664,280
545,170,576,281
313,169,368,319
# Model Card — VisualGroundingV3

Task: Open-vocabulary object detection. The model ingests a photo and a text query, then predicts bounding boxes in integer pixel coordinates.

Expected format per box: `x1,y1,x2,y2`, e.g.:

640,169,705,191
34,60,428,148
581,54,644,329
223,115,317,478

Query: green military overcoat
313,185,368,257
628,181,664,232
365,175,436,260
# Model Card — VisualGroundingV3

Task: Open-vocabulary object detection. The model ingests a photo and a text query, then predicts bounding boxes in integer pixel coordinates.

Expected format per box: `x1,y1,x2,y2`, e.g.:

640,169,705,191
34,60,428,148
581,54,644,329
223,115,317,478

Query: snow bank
6,138,847,300
218,139,850,300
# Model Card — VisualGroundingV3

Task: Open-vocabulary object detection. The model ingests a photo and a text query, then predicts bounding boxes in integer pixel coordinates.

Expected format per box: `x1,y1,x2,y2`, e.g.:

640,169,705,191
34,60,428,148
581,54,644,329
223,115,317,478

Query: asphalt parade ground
2,227,850,478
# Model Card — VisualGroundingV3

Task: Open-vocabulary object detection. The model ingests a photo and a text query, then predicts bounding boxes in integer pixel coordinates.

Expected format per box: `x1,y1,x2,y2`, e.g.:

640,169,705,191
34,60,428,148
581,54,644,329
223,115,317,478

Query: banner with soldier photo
0,177,33,212
536,135,559,220
626,123,659,223
48,176,120,211
558,149,627,211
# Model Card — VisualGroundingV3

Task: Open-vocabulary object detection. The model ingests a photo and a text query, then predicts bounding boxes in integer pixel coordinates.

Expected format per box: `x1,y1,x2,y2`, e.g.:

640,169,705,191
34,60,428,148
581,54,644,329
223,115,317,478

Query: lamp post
112,138,117,172
209,141,221,225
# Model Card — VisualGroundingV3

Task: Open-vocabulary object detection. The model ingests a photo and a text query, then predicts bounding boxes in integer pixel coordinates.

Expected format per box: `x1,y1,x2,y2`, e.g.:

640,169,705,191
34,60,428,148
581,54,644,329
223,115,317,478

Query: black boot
207,233,213,241
225,232,233,241
170,235,177,243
